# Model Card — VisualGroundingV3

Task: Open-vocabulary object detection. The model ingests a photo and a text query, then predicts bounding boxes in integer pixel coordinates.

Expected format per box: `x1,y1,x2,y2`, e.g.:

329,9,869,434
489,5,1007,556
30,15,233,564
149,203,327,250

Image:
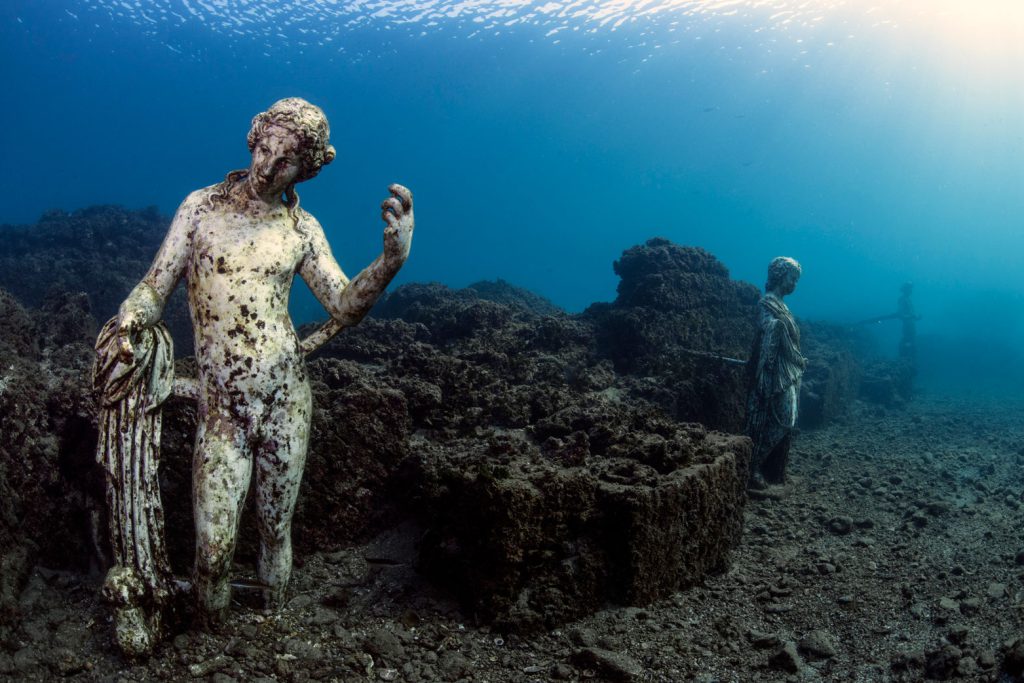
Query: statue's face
781,270,799,296
248,123,305,198
770,267,799,296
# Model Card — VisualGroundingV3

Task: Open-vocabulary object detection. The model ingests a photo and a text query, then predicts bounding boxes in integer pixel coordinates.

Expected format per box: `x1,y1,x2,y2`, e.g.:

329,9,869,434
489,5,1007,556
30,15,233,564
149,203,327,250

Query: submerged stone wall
583,238,761,433
412,426,749,632
798,321,868,429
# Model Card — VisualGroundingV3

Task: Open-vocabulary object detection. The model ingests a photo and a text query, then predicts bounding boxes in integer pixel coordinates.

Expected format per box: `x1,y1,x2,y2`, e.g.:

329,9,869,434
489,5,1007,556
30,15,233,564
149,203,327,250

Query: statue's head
766,256,801,296
901,282,913,295
247,98,336,184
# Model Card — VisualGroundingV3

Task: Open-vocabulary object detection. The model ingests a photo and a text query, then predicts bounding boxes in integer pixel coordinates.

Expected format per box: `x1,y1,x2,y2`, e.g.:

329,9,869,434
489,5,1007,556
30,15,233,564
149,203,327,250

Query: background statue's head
901,282,914,295
247,98,336,183
766,256,802,296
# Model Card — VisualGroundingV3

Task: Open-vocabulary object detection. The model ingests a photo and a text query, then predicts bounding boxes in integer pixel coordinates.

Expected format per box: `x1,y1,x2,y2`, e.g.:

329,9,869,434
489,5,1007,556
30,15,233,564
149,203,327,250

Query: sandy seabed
3,395,1023,682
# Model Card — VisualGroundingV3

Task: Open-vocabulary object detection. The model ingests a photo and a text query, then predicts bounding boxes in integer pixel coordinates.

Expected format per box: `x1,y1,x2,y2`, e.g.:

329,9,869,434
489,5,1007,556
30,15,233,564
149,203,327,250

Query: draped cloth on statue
745,293,804,483
93,316,175,656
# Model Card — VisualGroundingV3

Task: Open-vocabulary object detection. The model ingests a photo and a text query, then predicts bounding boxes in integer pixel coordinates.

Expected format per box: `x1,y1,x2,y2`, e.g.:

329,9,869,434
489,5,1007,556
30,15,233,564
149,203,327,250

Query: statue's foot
192,606,229,633
262,584,287,611
748,471,768,491
114,606,157,657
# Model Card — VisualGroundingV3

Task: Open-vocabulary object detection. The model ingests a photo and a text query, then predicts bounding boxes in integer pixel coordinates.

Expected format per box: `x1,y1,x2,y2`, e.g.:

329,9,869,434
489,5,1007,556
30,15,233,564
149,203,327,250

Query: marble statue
896,282,917,361
94,97,414,652
745,257,805,488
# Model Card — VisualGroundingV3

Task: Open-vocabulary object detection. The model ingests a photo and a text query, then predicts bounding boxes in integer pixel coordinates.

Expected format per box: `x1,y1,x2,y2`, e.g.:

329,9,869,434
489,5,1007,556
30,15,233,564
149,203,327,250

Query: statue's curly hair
766,256,801,292
210,98,335,228
247,97,336,183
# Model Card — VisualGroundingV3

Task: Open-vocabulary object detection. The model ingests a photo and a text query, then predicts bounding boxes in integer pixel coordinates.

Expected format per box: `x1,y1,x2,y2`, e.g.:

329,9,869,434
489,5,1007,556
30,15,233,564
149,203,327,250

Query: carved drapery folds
93,317,175,657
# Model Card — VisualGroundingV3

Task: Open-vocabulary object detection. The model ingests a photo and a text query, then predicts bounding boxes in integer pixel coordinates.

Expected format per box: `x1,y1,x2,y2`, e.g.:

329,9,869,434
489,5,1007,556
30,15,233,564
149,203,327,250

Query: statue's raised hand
380,183,414,264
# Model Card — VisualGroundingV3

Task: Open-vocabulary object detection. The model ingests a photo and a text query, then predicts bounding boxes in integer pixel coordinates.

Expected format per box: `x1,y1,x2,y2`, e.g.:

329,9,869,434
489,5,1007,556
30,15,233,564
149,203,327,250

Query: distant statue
94,97,414,653
896,282,917,361
855,282,921,358
855,282,920,398
745,257,806,489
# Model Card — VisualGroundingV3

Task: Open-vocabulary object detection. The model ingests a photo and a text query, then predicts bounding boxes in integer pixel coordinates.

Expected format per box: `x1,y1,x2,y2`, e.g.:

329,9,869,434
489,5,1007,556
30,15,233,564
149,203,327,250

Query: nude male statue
114,97,413,622
745,257,805,489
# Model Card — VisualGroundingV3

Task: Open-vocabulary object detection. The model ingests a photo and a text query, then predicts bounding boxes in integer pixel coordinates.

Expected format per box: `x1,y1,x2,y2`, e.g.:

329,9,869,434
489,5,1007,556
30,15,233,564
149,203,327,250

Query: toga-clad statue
896,282,917,361
93,97,414,653
745,257,805,489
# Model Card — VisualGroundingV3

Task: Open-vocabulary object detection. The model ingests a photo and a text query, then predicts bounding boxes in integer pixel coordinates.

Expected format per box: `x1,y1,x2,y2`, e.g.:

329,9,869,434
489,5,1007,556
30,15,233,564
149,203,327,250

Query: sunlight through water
51,0,1019,86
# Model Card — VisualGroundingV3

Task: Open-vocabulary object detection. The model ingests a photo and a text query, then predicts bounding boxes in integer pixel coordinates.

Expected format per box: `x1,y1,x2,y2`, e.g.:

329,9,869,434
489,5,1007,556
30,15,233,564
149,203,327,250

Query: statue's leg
761,432,791,484
253,382,312,609
192,403,252,624
761,386,798,485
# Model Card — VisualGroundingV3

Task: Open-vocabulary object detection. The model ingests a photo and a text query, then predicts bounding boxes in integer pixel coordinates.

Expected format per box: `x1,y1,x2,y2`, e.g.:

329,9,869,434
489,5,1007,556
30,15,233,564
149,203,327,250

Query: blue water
2,1,1023,392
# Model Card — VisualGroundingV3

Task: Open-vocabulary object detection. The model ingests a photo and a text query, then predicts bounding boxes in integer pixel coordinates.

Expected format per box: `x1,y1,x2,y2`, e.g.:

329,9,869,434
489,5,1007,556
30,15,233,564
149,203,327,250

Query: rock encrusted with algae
0,212,868,637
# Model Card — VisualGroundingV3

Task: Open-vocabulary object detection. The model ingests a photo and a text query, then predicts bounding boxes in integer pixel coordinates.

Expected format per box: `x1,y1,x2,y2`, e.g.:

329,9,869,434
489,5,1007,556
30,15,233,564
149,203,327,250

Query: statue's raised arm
297,183,413,351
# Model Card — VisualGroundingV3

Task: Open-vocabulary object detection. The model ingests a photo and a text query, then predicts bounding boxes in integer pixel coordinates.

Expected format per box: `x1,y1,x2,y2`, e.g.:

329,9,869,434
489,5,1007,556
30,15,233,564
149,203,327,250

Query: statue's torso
185,196,309,395
752,294,803,393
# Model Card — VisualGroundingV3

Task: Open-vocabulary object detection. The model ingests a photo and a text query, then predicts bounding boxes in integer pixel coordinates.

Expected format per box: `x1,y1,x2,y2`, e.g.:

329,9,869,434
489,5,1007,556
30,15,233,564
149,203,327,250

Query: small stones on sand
959,597,981,615
956,656,979,676
946,625,969,644
768,641,803,673
826,516,854,535
924,644,963,679
746,629,782,649
551,662,574,680
571,647,643,682
909,511,930,528
924,499,952,516
187,655,231,678
305,606,340,626
798,630,838,660
287,594,314,610
978,649,998,670
363,628,407,663
986,582,1007,600
1003,638,1024,677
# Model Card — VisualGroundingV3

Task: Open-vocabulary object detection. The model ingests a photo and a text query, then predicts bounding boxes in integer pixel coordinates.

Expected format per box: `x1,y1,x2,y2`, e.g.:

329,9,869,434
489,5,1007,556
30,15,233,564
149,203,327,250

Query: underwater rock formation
860,359,915,406
797,321,865,429
0,208,868,636
0,289,100,628
583,238,761,432
0,206,193,355
319,281,751,631
464,278,565,316
412,420,749,633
